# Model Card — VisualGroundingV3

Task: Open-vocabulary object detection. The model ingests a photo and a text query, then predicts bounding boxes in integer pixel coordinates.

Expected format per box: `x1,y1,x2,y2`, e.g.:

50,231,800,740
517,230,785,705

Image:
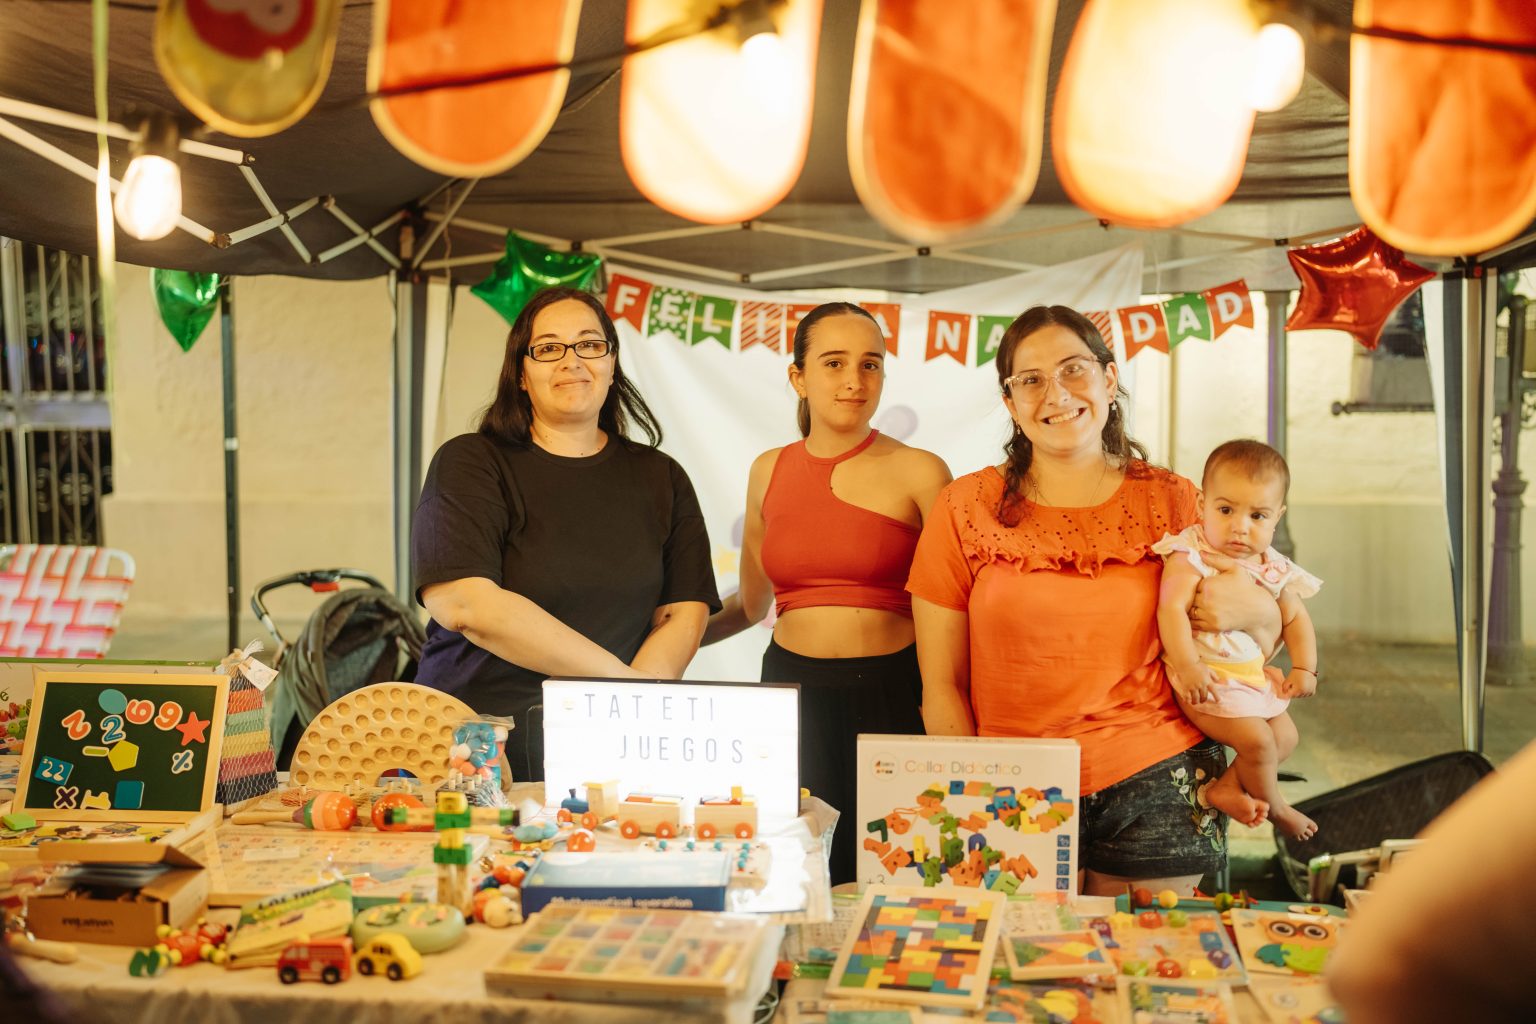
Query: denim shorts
1079,740,1229,878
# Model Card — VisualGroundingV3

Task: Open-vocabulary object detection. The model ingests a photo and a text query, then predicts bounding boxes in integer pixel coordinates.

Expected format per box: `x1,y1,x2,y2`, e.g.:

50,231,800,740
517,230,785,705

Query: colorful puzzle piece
107,740,140,772
829,888,1005,1010
114,780,145,810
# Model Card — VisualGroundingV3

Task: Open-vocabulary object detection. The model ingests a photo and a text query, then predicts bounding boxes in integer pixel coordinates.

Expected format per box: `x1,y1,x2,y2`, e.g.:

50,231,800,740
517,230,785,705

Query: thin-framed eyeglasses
1003,356,1103,399
527,339,611,362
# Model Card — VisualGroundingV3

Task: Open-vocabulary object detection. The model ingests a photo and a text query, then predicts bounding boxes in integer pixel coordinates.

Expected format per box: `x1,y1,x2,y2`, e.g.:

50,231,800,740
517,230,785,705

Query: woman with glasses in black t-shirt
412,287,721,781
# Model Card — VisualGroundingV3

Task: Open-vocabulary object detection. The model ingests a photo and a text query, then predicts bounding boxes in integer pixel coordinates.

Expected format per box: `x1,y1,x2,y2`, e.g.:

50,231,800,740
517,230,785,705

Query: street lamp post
1489,294,1532,686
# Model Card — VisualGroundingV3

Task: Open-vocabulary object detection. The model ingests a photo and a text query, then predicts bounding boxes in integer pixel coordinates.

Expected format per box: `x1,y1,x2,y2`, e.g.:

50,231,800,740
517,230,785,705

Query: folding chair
0,544,135,658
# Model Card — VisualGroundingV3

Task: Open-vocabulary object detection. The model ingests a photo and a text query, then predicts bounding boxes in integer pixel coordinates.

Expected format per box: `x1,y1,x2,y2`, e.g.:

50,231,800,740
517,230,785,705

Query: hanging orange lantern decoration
621,0,822,224
154,0,344,137
1053,0,1263,229
369,1,581,178
1350,0,1536,256
847,0,1055,242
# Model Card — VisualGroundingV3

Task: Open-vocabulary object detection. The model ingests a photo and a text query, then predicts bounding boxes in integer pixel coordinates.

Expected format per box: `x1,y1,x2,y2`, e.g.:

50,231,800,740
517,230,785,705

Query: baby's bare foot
1270,803,1318,842
1202,772,1270,828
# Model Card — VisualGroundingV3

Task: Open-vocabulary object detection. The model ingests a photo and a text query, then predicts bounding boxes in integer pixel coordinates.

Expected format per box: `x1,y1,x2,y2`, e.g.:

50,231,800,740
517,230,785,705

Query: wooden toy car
555,780,620,830
616,792,684,839
695,787,757,840
355,931,422,981
149,920,230,968
277,936,353,984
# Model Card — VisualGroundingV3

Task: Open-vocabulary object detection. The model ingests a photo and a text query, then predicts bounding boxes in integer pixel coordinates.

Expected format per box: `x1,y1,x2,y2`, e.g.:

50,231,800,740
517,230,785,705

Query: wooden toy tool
230,792,357,830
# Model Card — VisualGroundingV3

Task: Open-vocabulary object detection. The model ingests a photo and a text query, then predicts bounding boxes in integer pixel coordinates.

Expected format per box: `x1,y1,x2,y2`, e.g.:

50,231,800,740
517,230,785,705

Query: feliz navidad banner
605,272,1254,366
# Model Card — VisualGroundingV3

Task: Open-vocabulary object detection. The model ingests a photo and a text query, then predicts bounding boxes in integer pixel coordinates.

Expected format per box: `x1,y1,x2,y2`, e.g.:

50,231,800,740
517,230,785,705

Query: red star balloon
1285,227,1434,349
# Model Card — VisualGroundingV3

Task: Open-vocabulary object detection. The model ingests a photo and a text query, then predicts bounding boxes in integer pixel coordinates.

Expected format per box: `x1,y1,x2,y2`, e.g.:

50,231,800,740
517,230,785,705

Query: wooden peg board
288,682,477,789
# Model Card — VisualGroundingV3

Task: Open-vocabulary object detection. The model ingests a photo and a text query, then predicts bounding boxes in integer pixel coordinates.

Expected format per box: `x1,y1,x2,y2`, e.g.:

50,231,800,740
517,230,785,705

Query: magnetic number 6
125,699,154,725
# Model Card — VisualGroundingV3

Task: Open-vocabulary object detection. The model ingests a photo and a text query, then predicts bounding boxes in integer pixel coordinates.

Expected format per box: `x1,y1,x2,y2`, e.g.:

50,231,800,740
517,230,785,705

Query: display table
11,787,838,1024
778,976,1271,1022
24,922,783,1024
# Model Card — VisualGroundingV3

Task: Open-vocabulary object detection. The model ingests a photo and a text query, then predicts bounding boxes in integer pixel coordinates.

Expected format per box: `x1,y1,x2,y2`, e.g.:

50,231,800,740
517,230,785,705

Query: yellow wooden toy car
354,931,422,981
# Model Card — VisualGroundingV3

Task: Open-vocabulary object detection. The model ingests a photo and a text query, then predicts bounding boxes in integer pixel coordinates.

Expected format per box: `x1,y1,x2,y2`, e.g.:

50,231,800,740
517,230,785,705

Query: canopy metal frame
0,94,402,270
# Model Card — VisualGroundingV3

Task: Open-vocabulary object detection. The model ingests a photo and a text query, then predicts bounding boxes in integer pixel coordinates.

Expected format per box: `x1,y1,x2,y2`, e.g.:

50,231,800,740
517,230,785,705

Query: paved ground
107,615,1536,898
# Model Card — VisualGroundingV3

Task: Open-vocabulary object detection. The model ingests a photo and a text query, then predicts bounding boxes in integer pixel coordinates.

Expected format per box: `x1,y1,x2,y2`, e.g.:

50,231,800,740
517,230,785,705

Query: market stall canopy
0,0,1361,293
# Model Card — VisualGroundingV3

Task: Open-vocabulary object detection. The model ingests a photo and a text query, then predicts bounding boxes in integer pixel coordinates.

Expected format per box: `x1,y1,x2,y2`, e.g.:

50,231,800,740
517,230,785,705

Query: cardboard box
856,734,1080,892
23,807,215,946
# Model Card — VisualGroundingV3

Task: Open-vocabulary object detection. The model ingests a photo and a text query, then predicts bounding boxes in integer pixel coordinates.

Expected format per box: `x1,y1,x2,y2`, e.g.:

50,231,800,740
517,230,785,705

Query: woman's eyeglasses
527,339,611,362
1003,356,1102,399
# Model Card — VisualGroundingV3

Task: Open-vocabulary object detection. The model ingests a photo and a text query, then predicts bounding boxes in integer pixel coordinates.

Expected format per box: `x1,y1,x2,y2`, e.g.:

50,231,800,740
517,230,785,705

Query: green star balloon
152,268,222,352
471,231,603,325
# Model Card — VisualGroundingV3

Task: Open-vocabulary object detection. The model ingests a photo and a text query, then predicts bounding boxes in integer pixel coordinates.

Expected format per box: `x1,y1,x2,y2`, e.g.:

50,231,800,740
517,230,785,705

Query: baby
1154,439,1322,840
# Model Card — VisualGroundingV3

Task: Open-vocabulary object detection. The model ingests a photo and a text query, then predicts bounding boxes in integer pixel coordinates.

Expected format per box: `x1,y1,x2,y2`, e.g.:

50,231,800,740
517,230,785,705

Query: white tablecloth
25,923,784,1024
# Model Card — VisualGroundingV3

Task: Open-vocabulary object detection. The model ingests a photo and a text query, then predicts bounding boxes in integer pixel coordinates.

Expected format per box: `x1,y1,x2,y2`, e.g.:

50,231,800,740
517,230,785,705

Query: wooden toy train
556,781,757,840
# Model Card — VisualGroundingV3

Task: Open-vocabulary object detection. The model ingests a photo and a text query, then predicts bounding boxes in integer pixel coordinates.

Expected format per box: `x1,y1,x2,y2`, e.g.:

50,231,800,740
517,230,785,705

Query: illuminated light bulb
114,114,182,241
740,27,791,114
1250,22,1306,112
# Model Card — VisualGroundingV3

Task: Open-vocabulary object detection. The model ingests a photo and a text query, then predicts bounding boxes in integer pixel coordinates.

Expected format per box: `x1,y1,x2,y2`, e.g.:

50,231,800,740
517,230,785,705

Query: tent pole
393,225,427,603
220,278,240,653
1459,269,1495,752
0,240,31,543
1265,290,1294,558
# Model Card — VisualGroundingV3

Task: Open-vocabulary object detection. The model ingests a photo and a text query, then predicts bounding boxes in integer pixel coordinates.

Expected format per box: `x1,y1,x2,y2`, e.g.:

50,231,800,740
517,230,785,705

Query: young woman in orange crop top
704,302,951,884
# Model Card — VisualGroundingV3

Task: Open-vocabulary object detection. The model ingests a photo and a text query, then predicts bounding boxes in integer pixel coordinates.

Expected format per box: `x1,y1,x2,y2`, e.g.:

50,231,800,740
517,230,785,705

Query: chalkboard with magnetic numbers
15,670,229,822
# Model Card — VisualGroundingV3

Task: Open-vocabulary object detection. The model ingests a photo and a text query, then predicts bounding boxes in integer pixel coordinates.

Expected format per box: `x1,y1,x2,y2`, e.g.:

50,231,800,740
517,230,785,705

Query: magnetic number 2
153,701,183,731
61,709,91,741
101,714,126,744
35,756,73,784
170,750,195,774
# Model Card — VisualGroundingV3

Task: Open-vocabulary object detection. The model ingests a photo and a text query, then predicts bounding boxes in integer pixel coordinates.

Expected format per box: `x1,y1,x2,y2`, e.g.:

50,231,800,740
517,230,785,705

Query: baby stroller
1273,749,1494,902
254,569,426,772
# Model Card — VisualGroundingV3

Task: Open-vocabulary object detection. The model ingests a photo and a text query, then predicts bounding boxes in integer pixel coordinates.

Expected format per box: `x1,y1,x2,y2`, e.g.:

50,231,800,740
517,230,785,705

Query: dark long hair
790,302,884,437
478,287,663,447
994,305,1147,526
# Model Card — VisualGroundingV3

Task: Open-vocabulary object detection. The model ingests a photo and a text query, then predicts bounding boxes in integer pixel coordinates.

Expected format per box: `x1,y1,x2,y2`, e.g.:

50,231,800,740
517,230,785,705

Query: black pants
761,638,925,885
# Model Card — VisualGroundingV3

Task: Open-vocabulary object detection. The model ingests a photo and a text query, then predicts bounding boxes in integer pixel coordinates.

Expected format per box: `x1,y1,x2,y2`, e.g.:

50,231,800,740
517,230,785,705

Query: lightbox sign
541,679,800,825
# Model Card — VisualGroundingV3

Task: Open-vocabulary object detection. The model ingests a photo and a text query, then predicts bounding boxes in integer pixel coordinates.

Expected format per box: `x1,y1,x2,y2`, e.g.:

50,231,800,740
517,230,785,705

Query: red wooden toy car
277,936,353,984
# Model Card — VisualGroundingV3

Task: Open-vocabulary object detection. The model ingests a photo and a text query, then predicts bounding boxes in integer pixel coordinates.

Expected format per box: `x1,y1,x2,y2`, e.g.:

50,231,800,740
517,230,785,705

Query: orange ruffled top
906,461,1205,795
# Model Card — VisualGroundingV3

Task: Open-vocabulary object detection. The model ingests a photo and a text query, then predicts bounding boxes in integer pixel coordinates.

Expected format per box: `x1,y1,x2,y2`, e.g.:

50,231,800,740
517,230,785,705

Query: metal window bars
0,239,112,545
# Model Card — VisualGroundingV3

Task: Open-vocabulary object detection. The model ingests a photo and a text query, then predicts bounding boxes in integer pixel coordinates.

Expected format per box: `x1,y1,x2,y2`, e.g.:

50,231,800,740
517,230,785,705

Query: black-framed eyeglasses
527,339,611,362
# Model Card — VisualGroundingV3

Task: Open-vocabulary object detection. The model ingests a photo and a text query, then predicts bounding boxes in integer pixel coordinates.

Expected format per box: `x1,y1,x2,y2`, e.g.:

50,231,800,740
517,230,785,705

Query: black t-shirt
411,432,722,724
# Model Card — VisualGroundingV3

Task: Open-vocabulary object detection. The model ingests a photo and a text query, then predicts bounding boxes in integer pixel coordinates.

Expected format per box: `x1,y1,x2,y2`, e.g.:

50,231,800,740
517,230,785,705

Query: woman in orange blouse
908,305,1277,896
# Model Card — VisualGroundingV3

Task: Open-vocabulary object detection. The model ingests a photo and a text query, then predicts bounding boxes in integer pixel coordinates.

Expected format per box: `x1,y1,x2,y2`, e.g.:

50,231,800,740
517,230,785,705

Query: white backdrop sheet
614,245,1146,682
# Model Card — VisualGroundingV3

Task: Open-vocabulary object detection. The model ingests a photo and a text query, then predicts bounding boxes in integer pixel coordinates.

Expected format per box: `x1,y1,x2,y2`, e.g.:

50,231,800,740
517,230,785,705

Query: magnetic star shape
1285,226,1433,350
175,711,210,746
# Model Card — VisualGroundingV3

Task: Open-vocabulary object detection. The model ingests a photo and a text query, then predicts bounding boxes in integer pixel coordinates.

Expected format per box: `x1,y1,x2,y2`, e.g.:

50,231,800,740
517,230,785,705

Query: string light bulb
737,3,790,112
114,113,182,241
1250,21,1306,112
